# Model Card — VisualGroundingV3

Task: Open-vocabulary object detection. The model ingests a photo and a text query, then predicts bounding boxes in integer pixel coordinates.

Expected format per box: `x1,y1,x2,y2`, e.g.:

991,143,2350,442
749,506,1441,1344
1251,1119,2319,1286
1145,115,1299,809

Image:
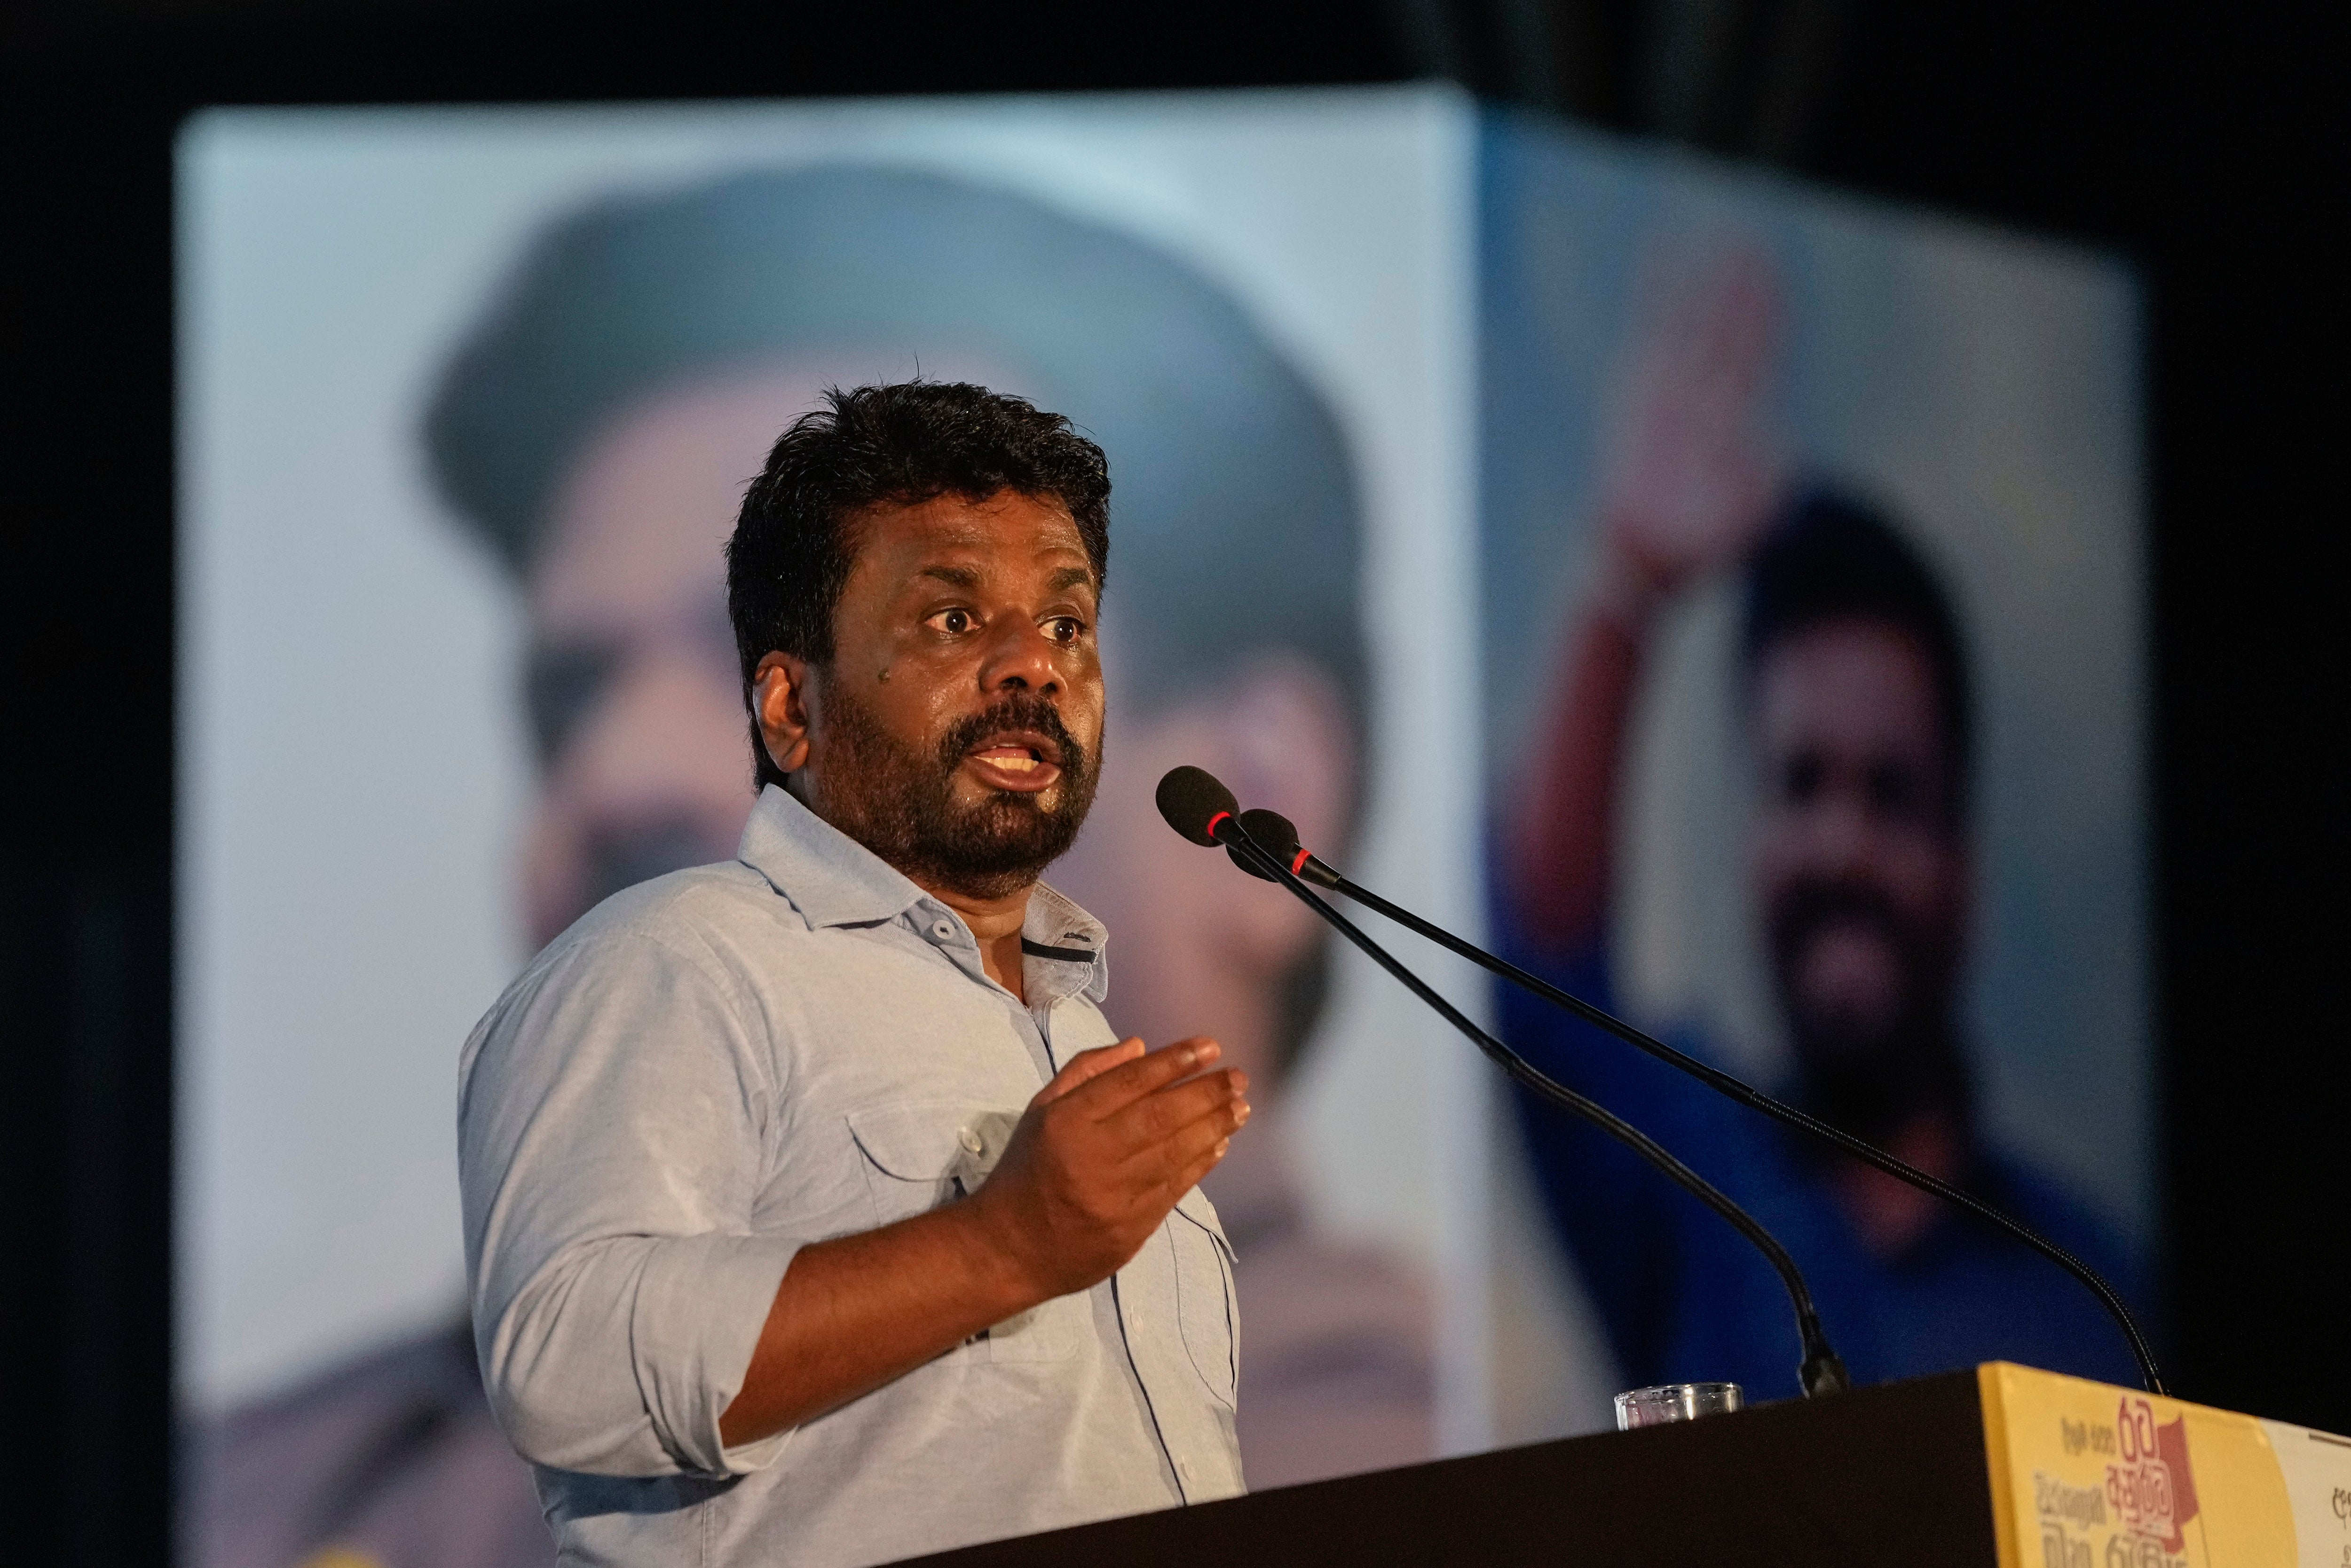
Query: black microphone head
1156,766,1239,846
1229,809,1300,882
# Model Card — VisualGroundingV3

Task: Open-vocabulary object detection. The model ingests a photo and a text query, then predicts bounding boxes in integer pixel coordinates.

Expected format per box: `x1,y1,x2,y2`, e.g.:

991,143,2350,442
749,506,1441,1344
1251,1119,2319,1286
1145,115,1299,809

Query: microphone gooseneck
1231,806,2168,1398
1226,809,1337,887
1160,769,1850,1399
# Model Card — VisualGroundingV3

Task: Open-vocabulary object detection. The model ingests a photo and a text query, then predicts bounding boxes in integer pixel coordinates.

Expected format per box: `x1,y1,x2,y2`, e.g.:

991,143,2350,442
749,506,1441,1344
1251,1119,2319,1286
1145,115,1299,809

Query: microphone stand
1199,809,1851,1398
1234,814,2167,1398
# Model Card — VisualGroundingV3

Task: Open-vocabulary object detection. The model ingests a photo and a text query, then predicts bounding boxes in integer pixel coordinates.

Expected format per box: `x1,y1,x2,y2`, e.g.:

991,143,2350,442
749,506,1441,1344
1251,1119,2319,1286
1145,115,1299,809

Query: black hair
1738,487,1973,819
725,380,1111,792
421,165,1366,1079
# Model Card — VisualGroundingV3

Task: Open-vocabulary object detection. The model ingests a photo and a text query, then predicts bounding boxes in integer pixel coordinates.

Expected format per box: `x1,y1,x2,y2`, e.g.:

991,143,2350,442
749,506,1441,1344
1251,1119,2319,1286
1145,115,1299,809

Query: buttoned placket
901,898,1214,1504
904,900,1062,1083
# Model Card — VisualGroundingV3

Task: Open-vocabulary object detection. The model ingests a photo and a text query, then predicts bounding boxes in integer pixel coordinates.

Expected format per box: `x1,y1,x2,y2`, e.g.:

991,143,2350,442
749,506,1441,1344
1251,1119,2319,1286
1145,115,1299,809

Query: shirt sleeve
458,925,801,1479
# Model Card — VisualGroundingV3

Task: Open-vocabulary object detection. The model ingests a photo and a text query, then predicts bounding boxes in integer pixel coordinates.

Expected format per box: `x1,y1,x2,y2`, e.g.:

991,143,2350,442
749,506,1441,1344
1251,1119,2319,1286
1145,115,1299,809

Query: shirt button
958,1127,984,1154
932,921,955,940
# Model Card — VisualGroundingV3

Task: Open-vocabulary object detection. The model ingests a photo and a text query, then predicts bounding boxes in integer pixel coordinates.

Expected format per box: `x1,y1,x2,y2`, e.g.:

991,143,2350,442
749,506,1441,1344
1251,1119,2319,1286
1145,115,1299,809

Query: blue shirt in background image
1491,918,2155,1403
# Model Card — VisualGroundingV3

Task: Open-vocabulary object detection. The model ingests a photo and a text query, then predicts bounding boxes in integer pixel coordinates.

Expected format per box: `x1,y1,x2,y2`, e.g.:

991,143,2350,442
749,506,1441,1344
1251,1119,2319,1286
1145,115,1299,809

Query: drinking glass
1614,1380,1744,1430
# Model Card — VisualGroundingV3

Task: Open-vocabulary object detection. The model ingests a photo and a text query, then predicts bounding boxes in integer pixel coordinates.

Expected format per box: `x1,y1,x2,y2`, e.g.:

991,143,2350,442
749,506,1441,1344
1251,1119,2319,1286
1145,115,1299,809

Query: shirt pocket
1169,1187,1239,1410
841,1100,1077,1365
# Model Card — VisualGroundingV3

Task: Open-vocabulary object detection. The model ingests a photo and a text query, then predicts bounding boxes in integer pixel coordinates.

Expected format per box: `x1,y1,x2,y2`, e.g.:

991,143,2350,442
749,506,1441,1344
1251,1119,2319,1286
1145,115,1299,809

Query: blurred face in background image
1748,615,1969,1127
516,371,803,946
418,168,1370,1118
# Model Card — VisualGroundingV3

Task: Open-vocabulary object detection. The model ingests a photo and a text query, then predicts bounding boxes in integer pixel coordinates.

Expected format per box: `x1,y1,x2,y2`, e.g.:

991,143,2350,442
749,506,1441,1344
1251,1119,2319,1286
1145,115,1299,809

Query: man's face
776,489,1106,901
1750,616,1967,1095
521,367,1025,946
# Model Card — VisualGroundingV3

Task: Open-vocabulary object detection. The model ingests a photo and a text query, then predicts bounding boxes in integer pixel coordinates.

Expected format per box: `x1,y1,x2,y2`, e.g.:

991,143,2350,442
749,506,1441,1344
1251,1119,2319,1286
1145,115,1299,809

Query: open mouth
962,730,1064,793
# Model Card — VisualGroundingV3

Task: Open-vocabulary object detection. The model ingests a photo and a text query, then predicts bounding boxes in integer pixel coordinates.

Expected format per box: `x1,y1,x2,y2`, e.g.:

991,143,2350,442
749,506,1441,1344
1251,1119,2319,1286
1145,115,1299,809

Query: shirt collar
1020,882,1112,1006
737,785,930,930
736,785,1111,1005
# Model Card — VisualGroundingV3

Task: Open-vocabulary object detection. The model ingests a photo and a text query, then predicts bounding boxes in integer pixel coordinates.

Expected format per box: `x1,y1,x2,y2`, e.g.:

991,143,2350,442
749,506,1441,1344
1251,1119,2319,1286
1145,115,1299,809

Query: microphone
1228,806,2167,1397
1226,808,1336,888
1156,765,1240,847
1159,767,1851,1398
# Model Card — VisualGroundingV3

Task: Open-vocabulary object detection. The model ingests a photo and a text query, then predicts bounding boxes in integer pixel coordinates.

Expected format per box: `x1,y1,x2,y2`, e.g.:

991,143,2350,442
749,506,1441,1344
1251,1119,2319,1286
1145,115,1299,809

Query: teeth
990,755,1039,772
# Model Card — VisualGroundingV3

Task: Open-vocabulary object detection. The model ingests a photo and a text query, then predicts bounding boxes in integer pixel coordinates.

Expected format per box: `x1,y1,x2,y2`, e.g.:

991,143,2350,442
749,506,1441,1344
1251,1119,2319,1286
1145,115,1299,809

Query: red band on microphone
1290,847,1311,875
1203,810,1232,840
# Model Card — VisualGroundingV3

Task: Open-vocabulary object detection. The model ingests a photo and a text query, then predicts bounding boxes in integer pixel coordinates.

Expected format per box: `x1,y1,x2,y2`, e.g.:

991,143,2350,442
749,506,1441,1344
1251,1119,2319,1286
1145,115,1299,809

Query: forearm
1511,546,1661,950
717,1197,1043,1448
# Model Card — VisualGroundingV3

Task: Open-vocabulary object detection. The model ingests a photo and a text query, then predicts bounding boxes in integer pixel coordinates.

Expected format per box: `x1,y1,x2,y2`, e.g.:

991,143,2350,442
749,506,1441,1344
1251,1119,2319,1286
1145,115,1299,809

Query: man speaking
458,379,1252,1566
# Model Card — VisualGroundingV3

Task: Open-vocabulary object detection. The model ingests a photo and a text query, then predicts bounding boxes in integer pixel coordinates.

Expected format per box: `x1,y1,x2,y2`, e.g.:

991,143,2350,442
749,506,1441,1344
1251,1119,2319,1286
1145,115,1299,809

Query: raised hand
972,1037,1250,1299
1510,237,1790,951
1593,236,1788,602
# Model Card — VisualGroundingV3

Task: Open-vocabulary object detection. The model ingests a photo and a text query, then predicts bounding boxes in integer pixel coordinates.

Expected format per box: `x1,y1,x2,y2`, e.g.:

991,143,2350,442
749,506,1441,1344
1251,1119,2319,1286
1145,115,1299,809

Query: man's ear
754,651,814,778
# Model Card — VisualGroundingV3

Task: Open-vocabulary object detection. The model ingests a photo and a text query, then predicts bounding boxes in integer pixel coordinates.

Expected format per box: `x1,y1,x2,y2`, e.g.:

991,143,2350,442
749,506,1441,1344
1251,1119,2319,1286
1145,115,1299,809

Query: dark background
0,2,2335,1562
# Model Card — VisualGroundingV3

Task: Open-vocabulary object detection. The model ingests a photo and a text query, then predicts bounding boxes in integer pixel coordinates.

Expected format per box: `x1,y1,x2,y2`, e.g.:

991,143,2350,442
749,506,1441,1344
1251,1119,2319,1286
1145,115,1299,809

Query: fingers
1033,1037,1145,1107
1149,1090,1249,1175
1060,1037,1223,1119
1168,1136,1234,1198
1156,1112,1244,1203
1103,1088,1247,1224
1104,1066,1247,1150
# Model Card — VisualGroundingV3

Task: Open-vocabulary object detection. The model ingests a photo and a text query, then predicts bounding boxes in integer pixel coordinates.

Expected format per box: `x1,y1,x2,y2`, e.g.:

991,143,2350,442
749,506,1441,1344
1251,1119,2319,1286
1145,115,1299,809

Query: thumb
1033,1037,1145,1107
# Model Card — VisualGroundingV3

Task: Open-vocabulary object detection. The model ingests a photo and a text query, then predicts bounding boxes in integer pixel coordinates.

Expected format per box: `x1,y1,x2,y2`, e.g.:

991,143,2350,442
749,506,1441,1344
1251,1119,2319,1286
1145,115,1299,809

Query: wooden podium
900,1364,2351,1567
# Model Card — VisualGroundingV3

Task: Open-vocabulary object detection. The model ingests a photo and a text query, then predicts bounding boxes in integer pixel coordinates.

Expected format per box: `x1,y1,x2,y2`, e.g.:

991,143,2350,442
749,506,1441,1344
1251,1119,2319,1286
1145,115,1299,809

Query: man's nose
1805,784,1878,872
564,645,750,815
977,618,1064,696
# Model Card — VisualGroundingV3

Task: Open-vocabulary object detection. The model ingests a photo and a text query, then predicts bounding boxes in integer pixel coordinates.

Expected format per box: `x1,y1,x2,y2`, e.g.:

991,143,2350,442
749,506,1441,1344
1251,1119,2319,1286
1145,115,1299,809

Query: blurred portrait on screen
193,164,1432,1568
1478,127,2152,1409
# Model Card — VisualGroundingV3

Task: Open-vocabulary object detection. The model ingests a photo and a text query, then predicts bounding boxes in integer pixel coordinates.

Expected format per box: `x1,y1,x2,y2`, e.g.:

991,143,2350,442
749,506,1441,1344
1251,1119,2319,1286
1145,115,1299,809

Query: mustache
935,693,1089,787
578,818,734,912
1765,874,1956,1054
1767,878,1908,956
1768,879,1900,940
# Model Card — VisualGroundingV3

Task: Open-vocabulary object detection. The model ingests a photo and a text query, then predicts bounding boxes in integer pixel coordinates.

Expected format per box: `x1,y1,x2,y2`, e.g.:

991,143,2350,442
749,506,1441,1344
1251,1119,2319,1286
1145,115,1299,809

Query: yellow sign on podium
1980,1363,2351,1568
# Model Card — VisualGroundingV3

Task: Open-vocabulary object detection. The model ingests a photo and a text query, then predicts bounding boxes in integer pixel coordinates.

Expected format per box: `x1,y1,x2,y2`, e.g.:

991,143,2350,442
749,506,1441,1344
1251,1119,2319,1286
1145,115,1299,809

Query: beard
812,683,1099,901
1766,876,1966,1141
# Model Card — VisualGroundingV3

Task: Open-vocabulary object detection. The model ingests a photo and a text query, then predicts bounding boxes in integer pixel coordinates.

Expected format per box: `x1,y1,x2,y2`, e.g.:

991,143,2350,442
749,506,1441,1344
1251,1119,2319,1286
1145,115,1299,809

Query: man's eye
524,638,624,769
1781,753,1826,805
1046,617,1084,644
935,608,974,634
1867,761,1925,819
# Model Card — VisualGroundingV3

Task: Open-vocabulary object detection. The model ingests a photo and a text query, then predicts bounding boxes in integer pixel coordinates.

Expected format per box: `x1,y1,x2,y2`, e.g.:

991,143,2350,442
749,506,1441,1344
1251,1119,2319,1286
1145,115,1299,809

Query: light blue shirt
458,785,1244,1567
